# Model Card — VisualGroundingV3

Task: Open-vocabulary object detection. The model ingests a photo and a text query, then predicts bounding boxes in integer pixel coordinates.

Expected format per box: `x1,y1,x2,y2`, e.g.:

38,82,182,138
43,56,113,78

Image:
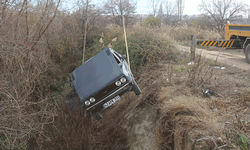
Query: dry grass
156,93,250,149
155,55,250,150
0,40,58,149
41,102,91,150
156,95,219,149
0,1,61,149
27,48,250,150
0,2,246,148
69,26,249,150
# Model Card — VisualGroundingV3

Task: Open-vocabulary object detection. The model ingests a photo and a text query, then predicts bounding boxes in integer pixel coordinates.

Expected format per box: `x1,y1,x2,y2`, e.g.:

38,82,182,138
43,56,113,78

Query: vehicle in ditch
64,46,141,120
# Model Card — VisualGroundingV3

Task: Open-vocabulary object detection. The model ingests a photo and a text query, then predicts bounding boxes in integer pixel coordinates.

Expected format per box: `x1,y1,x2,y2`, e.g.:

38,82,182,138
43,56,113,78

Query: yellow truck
197,24,250,63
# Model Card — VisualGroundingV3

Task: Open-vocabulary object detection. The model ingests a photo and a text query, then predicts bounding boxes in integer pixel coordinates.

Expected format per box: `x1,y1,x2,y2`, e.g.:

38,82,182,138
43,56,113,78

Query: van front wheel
246,44,250,64
132,80,141,95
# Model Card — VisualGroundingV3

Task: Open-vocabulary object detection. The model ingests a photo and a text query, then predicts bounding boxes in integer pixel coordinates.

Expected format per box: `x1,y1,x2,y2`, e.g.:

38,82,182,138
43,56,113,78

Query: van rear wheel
92,111,103,120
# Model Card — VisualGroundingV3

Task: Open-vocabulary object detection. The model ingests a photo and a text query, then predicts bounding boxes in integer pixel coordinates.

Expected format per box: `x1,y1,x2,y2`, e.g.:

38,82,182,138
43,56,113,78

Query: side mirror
121,55,126,60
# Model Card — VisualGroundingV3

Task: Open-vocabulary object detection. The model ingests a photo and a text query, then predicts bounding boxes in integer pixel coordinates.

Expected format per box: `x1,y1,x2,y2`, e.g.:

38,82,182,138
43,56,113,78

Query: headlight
115,81,121,86
85,100,90,106
120,77,126,83
90,97,95,103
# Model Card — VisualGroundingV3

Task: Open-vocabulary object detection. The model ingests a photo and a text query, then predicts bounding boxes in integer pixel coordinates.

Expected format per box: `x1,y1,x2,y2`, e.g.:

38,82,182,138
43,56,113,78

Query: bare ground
122,46,250,149
178,45,250,70
122,103,159,150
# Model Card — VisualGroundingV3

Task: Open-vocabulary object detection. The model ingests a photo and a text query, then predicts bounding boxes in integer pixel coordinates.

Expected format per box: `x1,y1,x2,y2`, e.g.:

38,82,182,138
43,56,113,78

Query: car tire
246,44,250,64
65,90,82,110
92,111,103,120
132,80,141,95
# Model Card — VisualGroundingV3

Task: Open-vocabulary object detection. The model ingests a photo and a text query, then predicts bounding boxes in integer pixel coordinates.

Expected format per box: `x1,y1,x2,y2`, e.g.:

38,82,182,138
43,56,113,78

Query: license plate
103,95,121,109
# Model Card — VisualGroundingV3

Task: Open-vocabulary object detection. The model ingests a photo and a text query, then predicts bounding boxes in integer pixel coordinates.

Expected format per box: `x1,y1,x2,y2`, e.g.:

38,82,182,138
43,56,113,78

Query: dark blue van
66,47,141,120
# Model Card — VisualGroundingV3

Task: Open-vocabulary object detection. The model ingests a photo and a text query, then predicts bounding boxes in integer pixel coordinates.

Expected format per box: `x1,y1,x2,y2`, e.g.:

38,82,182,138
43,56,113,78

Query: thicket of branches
0,0,138,149
0,0,61,149
0,0,249,149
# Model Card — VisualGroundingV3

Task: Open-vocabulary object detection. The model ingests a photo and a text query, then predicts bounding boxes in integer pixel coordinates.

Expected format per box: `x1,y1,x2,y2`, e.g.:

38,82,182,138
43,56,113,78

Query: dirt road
178,45,250,70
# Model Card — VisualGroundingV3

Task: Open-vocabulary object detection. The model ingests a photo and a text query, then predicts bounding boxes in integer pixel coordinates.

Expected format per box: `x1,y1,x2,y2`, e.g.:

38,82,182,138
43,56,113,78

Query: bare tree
147,0,160,17
104,0,137,27
73,0,108,62
248,8,250,24
200,0,247,36
176,0,184,22
158,3,163,18
163,0,176,25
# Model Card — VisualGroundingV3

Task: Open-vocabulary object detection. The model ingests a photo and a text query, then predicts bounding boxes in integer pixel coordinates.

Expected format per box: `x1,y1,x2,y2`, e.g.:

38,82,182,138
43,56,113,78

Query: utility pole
82,1,91,150
190,35,196,61
176,0,184,23
82,0,89,64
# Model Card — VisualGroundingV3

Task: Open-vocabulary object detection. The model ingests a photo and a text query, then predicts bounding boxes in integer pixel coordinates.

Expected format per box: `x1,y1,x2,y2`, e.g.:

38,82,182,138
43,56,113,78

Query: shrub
143,16,161,27
89,26,179,74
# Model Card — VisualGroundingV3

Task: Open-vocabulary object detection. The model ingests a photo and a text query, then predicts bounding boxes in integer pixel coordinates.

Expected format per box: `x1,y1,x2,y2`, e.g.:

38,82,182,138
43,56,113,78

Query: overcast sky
136,0,201,15
62,0,201,15
63,0,250,16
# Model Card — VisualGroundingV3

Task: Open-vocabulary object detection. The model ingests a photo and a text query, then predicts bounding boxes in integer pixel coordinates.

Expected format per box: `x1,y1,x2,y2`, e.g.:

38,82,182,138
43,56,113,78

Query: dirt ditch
40,51,250,149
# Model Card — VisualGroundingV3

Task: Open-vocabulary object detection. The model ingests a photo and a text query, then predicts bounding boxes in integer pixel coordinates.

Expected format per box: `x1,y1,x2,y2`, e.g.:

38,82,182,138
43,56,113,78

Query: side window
112,53,121,64
114,51,122,59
